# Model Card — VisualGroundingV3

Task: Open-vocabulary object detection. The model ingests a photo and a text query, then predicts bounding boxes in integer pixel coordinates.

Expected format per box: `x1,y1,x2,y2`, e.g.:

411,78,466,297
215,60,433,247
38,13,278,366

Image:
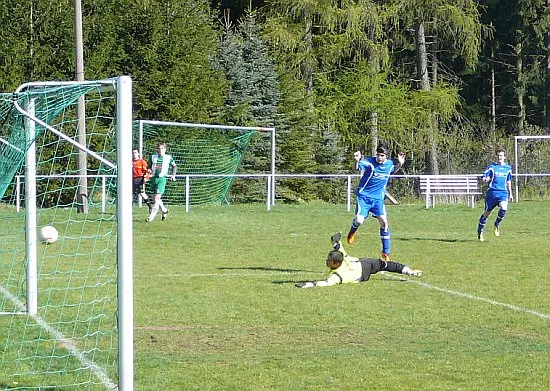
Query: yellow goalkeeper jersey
329,253,363,284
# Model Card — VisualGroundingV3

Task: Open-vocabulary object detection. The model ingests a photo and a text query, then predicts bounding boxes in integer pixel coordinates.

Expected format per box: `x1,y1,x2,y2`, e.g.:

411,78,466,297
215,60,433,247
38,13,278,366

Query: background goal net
514,135,550,200
134,120,275,207
0,78,133,390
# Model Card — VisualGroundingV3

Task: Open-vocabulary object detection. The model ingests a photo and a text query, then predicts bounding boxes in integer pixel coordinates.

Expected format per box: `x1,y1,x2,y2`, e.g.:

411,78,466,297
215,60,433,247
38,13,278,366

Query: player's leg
379,258,422,277
358,259,376,282
478,195,496,241
158,178,169,220
494,197,508,236
347,214,363,244
138,178,152,211
132,179,140,204
159,198,169,221
146,178,165,222
373,202,391,260
140,192,152,212
146,194,161,222
347,198,370,244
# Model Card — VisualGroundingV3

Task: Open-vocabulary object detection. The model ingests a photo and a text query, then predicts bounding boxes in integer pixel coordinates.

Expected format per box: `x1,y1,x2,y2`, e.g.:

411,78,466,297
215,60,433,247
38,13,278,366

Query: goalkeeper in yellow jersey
295,232,422,288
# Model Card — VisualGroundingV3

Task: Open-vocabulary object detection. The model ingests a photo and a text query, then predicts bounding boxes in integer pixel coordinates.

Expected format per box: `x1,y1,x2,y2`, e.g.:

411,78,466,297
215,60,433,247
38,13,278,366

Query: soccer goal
0,77,133,390
514,135,550,201
134,120,276,210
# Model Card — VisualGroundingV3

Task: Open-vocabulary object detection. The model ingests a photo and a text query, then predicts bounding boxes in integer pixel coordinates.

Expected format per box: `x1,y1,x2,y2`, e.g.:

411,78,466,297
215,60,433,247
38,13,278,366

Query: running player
477,149,513,241
146,143,177,222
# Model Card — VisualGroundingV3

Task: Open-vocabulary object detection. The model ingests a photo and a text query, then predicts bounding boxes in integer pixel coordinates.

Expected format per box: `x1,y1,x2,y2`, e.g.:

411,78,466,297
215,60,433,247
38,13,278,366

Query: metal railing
11,172,550,212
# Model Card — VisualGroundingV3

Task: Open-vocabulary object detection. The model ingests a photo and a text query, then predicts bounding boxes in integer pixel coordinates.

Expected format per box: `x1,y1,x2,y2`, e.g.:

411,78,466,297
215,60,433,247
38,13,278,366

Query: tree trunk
370,111,378,156
303,12,313,94
547,47,550,131
415,21,438,174
367,21,379,153
415,22,430,90
490,45,496,134
547,0,550,131
515,41,525,135
431,26,438,86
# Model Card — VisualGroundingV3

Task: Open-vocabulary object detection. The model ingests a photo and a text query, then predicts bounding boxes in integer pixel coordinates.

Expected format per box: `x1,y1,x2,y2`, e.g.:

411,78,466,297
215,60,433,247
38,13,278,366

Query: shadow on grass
396,237,470,243
272,275,407,285
218,266,317,273
272,279,308,285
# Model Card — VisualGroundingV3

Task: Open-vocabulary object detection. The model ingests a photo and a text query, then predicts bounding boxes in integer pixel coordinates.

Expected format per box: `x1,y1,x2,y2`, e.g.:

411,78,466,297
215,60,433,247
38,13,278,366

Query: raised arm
393,152,406,173
353,151,362,170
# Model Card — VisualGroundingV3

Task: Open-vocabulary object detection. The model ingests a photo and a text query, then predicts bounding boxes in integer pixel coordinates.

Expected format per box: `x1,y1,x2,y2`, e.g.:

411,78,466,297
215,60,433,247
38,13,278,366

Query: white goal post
0,76,134,391
514,135,550,201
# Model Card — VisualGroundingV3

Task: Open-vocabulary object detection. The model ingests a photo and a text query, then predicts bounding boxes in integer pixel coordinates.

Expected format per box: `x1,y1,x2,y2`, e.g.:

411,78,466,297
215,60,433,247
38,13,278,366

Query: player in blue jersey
346,144,405,261
477,149,513,241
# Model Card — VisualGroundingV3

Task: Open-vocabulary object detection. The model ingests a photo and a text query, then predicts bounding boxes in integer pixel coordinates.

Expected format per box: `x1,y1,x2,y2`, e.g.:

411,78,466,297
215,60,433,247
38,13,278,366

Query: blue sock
380,228,391,254
477,215,486,234
495,209,506,228
349,219,360,234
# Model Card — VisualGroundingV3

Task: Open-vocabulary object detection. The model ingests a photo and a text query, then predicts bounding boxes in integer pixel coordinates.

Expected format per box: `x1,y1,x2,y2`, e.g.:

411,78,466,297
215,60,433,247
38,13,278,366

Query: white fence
10,173,550,213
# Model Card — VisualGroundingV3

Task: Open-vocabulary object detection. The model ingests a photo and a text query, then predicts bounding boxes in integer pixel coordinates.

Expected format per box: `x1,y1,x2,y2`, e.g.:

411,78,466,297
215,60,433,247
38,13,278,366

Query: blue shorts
484,191,508,212
355,196,386,218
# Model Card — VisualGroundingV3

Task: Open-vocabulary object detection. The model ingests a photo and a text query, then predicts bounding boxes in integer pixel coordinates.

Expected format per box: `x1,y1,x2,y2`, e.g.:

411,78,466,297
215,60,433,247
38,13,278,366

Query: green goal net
0,78,133,390
134,120,273,207
514,135,550,200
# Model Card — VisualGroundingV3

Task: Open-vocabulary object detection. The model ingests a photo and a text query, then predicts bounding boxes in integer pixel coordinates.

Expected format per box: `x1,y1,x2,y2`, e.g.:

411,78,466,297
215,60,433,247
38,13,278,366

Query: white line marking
385,274,550,320
138,272,324,278
0,284,117,390
141,272,549,321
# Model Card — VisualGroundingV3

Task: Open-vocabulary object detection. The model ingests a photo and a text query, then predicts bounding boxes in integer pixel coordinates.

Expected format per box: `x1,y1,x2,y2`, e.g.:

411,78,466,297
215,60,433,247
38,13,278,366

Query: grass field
132,200,550,390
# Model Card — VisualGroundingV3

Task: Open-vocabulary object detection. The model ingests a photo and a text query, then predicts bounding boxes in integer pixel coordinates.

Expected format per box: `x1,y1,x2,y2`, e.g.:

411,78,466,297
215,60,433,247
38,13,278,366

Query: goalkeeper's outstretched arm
295,273,341,288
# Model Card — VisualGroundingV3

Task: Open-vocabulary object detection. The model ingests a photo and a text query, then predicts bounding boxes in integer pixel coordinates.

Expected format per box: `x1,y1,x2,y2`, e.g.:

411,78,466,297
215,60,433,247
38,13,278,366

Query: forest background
0,0,548,202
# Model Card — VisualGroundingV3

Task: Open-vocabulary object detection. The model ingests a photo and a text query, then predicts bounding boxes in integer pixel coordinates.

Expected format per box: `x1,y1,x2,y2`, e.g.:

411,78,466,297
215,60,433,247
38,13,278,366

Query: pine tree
213,10,283,202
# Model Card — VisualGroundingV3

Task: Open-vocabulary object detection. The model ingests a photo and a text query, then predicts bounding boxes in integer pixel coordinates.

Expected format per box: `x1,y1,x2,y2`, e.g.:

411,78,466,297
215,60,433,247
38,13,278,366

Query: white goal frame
8,76,134,391
136,120,277,208
514,135,550,202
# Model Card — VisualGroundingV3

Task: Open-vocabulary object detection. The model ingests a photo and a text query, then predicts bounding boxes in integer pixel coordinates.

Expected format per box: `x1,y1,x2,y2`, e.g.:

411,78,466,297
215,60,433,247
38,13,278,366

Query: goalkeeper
132,149,152,212
295,232,422,288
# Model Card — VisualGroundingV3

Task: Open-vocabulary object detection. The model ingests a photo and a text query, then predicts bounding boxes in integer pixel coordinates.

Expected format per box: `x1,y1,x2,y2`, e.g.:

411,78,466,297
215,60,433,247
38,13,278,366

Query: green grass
132,200,550,391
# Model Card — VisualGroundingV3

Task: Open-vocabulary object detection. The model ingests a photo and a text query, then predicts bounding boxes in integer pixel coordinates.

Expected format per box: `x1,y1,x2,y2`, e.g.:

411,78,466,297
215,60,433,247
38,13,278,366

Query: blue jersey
483,162,512,193
356,157,396,200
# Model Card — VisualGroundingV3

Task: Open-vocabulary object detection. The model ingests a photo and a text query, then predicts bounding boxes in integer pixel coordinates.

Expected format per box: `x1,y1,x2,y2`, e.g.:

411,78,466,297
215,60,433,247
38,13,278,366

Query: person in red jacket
132,149,152,212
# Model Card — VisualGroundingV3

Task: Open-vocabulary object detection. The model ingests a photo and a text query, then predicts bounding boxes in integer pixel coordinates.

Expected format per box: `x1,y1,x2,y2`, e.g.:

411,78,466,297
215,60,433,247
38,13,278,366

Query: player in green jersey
146,143,177,222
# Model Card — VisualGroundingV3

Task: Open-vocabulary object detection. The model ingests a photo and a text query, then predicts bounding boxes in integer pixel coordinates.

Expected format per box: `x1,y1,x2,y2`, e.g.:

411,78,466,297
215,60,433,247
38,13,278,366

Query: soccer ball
39,225,59,244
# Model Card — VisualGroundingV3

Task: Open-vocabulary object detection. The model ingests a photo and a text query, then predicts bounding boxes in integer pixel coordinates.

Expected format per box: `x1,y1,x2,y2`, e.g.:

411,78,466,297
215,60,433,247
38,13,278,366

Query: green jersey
150,153,176,178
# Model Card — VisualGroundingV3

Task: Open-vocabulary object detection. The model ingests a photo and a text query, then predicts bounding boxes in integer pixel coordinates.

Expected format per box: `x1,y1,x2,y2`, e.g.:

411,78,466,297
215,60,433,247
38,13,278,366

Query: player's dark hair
376,144,389,155
327,250,343,263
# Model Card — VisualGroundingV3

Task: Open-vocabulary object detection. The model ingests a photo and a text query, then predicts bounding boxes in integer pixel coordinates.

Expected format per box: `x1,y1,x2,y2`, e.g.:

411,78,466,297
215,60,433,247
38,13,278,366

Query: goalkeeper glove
295,282,315,288
331,231,342,249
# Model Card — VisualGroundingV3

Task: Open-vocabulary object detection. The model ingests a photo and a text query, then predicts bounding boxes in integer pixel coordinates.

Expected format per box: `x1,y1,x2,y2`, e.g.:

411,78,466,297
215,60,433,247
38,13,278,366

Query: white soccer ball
39,225,59,244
